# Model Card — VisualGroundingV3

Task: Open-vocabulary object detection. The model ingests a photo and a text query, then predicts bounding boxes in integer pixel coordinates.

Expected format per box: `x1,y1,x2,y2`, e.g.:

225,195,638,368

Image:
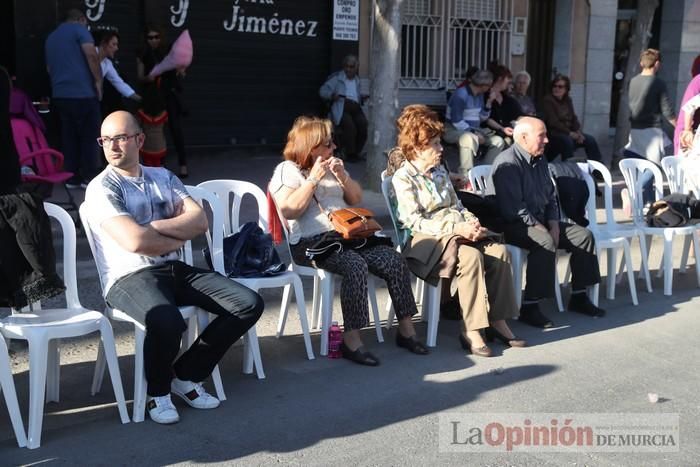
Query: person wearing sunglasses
542,74,603,164
270,116,428,366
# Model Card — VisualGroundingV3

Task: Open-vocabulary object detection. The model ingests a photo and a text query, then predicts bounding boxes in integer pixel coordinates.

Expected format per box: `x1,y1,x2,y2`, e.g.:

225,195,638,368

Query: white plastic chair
380,171,442,347
467,164,492,195
661,156,685,193
619,158,700,295
79,203,226,423
576,163,638,305
194,181,314,367
0,203,129,449
268,185,385,356
0,334,27,447
583,160,652,292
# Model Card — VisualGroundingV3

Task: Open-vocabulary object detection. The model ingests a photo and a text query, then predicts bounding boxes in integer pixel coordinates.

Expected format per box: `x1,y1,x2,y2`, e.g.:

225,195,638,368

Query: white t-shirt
269,160,347,244
84,165,189,294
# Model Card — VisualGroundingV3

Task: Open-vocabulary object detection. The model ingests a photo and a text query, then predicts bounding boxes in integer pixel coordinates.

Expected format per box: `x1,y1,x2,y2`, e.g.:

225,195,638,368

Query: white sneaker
147,394,180,424
171,378,220,409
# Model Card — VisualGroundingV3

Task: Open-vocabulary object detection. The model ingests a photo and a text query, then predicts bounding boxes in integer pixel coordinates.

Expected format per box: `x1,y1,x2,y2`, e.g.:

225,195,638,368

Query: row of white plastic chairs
2,159,697,449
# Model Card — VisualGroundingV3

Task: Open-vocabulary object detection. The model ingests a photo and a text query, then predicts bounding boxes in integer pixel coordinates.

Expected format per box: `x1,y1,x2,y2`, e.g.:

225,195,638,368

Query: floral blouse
391,160,477,237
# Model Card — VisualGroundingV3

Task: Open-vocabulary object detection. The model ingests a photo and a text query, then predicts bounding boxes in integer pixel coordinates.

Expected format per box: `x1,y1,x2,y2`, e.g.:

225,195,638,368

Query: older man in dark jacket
488,117,604,328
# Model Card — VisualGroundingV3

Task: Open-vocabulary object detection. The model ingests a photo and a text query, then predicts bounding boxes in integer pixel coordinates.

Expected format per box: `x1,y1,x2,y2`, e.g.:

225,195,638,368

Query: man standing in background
45,8,103,188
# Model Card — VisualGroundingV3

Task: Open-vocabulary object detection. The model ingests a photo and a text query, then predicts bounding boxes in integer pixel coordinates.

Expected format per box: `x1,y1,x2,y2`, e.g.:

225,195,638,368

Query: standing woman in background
136,25,168,168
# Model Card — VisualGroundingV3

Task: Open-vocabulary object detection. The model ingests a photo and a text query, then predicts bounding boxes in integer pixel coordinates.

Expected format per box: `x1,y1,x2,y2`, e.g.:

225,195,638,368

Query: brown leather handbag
315,196,382,240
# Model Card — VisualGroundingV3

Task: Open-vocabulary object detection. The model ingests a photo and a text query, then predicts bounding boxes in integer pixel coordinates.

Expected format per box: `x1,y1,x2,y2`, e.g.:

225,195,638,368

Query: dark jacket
0,193,65,308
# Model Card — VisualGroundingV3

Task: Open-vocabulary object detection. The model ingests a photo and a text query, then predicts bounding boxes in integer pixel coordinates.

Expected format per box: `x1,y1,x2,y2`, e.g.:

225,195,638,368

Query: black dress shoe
568,294,606,317
396,333,429,355
340,342,380,366
484,327,527,347
518,304,553,328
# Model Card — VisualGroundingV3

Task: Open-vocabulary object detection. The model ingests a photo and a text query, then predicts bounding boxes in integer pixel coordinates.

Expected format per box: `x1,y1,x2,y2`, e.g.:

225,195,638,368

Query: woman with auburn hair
391,105,525,357
542,74,603,163
270,116,428,366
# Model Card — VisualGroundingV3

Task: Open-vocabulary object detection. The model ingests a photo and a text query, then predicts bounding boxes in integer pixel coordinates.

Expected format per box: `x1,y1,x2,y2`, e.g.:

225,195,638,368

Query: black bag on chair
203,221,286,278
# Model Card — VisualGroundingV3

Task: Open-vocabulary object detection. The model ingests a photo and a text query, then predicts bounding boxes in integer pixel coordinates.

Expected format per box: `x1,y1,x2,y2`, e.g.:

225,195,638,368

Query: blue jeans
52,97,101,183
106,261,263,396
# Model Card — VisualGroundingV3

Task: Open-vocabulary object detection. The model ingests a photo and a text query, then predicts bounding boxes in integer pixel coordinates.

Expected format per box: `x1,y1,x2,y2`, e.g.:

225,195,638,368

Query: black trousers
165,94,187,167
546,132,602,163
502,222,600,301
106,261,263,396
338,99,368,158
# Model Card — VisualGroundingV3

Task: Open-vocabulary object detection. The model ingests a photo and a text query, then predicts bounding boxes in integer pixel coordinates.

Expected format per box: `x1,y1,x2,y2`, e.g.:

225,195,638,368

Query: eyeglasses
552,84,566,89
97,133,141,147
147,34,160,40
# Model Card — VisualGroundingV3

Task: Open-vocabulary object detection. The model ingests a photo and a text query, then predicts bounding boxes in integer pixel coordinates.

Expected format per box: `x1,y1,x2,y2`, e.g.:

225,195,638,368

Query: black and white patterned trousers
291,239,417,331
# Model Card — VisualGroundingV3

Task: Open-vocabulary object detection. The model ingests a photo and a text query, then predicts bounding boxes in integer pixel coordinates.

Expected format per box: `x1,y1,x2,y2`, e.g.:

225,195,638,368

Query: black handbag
203,221,286,277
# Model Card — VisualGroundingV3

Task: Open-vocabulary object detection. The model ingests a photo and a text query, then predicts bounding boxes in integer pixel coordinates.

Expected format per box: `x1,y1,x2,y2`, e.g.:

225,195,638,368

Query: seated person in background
270,116,428,367
542,75,603,164
392,104,526,357
511,70,537,116
443,70,506,174
488,116,604,329
319,54,368,162
84,111,263,424
482,63,522,145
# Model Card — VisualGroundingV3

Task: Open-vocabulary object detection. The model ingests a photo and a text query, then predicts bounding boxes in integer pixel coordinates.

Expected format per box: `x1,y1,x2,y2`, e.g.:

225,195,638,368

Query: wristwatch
307,176,319,187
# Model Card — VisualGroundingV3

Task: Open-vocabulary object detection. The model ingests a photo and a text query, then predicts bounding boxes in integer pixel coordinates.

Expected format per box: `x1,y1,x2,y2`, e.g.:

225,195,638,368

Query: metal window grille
399,0,513,90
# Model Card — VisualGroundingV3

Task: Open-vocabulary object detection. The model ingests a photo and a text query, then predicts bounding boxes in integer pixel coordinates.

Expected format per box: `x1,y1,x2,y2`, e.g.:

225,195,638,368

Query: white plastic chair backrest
267,185,312,271
185,185,227,275
618,158,665,225
380,170,409,247
585,160,616,227
43,202,80,309
467,165,493,195
575,163,601,235
197,180,268,235
682,157,700,197
660,156,685,193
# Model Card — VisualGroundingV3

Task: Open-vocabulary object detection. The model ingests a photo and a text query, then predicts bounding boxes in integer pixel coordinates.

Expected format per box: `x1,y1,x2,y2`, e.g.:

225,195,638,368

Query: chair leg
622,240,638,305
242,327,265,379
367,276,384,343
277,283,293,338
319,275,334,356
680,235,692,273
606,247,617,300
46,339,60,403
99,320,130,424
638,234,652,293
0,337,27,448
310,276,321,331
91,340,106,396
425,281,441,347
663,230,674,296
292,275,315,360
195,310,226,401
554,261,564,312
692,231,700,288
132,327,147,423
510,250,523,309
26,338,49,449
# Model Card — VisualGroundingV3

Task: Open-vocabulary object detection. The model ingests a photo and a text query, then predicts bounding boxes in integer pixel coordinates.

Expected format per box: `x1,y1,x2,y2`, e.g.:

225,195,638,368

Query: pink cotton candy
148,30,193,79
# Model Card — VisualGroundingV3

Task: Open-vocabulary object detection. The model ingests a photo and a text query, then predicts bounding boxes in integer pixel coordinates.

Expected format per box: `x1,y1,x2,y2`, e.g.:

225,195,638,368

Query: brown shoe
459,334,492,357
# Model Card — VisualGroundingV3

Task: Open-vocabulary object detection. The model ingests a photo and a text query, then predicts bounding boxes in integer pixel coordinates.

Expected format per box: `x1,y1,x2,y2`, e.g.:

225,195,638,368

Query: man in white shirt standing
84,111,263,424
319,55,368,162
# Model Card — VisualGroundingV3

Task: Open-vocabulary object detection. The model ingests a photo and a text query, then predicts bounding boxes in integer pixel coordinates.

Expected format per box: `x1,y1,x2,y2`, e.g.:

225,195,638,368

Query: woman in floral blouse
391,105,526,356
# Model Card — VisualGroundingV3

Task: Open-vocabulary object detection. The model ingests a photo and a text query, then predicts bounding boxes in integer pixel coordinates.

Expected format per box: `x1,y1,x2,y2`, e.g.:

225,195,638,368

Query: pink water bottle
328,321,343,358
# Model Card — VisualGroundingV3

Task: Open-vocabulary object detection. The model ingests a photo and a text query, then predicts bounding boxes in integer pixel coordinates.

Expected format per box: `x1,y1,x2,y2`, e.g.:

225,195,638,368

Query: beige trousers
454,241,518,331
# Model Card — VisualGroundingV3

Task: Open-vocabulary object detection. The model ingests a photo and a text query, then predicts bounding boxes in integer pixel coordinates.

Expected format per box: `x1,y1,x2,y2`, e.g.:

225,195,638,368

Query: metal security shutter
163,0,332,146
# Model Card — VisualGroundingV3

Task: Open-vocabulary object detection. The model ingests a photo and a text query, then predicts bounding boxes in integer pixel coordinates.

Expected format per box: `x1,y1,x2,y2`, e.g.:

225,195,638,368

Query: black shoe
396,333,429,355
568,294,606,317
340,342,380,366
518,303,553,328
484,327,527,347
